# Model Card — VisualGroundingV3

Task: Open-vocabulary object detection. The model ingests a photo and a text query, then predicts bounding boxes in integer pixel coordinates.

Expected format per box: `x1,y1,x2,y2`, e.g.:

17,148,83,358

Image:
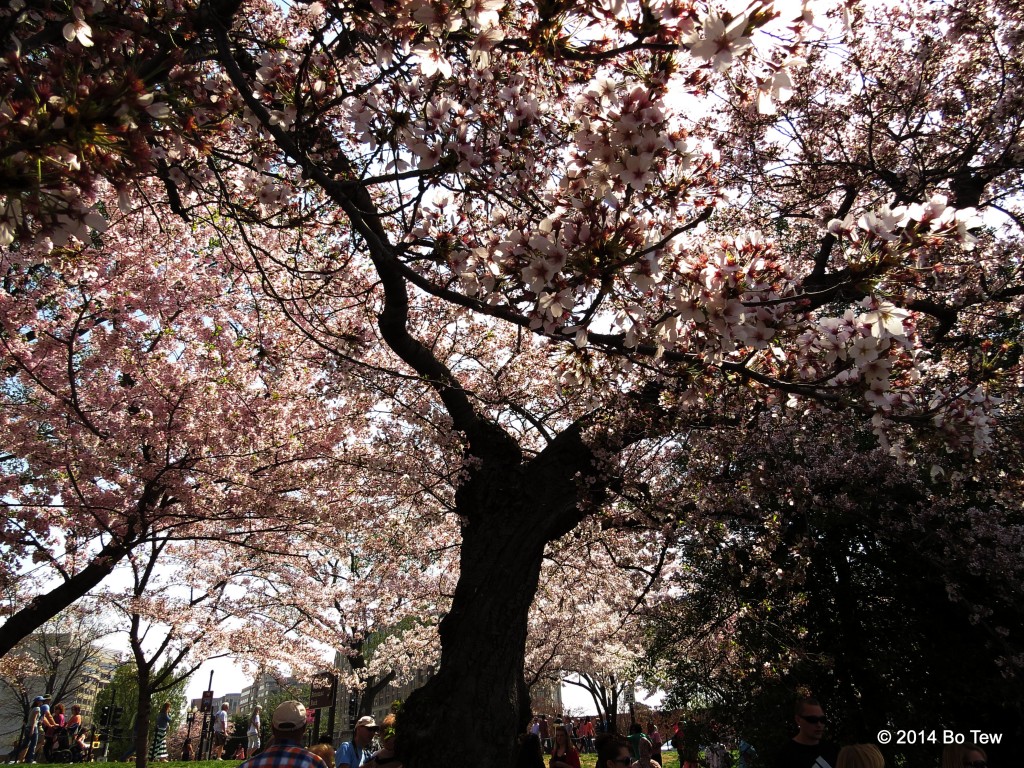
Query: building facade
0,637,119,750
531,677,565,717
236,673,301,714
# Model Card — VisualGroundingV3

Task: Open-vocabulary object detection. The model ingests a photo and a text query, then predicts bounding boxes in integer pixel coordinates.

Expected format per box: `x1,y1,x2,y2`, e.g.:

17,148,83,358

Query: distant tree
563,673,629,735
95,660,188,762
102,530,252,768
0,609,109,726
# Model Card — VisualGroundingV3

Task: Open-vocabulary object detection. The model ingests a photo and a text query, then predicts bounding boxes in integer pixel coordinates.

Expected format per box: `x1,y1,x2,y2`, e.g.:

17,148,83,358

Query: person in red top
550,725,581,768
579,719,596,754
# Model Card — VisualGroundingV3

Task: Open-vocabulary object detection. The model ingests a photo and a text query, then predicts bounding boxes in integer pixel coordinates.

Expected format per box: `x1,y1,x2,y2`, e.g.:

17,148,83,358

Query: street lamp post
185,708,197,760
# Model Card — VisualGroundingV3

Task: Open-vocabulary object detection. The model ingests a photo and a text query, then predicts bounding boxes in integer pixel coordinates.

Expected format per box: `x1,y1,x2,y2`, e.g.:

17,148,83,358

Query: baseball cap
272,701,307,732
355,716,378,730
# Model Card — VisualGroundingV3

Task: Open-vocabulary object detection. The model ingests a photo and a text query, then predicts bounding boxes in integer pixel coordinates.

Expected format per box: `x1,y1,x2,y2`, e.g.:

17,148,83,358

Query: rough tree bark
397,489,550,766
395,418,614,767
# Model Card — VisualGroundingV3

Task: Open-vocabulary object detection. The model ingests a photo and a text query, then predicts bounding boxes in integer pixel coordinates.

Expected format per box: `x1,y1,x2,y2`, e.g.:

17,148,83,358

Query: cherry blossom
62,7,94,47
684,13,753,71
0,0,1021,765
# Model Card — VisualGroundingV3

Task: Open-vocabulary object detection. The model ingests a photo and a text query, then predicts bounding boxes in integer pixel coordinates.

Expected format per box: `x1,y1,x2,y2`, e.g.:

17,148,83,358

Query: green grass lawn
580,754,682,768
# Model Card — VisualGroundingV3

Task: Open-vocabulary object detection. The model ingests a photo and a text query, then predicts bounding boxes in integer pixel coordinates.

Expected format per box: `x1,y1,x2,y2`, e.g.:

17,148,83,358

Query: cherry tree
98,531,241,768
525,523,673,729
0,607,110,725
0,186,352,657
2,0,1023,764
224,513,456,718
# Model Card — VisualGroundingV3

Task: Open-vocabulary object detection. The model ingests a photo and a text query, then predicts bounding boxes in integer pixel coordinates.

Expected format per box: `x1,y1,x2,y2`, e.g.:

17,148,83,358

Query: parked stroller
48,722,80,763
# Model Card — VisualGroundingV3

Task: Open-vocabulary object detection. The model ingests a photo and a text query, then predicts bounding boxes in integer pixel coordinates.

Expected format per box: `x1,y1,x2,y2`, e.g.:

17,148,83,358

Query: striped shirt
239,739,328,768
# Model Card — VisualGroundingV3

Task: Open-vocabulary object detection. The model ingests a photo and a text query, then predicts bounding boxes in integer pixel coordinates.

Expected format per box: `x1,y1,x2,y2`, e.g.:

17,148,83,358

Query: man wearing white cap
238,701,326,768
335,716,377,768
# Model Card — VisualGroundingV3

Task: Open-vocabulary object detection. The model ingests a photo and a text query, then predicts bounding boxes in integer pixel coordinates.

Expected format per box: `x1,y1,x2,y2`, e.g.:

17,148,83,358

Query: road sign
308,672,337,710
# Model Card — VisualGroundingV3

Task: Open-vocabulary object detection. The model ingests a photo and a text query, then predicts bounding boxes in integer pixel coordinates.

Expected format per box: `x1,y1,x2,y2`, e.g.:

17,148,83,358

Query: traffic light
347,693,358,728
97,706,111,741
111,706,124,736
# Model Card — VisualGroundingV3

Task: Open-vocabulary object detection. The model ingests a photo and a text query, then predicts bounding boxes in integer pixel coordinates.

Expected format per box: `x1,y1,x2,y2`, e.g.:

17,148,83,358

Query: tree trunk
396,502,549,768
0,541,130,658
358,671,395,718
609,686,620,735
134,675,152,768
569,674,621,735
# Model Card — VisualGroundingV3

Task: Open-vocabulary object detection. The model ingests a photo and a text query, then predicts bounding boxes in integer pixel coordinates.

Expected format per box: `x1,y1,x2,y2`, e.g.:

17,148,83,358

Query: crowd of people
235,701,400,768
6,694,182,766
8,694,995,768
7,696,90,765
526,713,634,755
517,714,666,768
518,700,994,768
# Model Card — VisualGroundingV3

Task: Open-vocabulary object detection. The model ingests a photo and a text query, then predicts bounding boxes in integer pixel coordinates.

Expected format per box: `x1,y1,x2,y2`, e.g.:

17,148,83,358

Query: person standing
13,696,43,764
237,702,327,768
335,716,377,768
42,703,64,762
772,698,840,768
626,724,647,761
646,722,662,765
707,743,729,768
37,704,57,763
212,703,231,760
149,702,171,762
579,718,596,754
246,706,262,758
539,716,551,752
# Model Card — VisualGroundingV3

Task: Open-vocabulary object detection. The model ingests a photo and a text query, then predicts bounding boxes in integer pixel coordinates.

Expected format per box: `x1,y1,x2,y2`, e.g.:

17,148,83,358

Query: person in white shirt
212,703,230,760
246,706,262,758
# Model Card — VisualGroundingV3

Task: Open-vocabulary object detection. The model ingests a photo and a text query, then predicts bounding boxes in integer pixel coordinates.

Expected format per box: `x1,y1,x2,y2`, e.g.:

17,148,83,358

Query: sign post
197,673,214,761
308,672,338,743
